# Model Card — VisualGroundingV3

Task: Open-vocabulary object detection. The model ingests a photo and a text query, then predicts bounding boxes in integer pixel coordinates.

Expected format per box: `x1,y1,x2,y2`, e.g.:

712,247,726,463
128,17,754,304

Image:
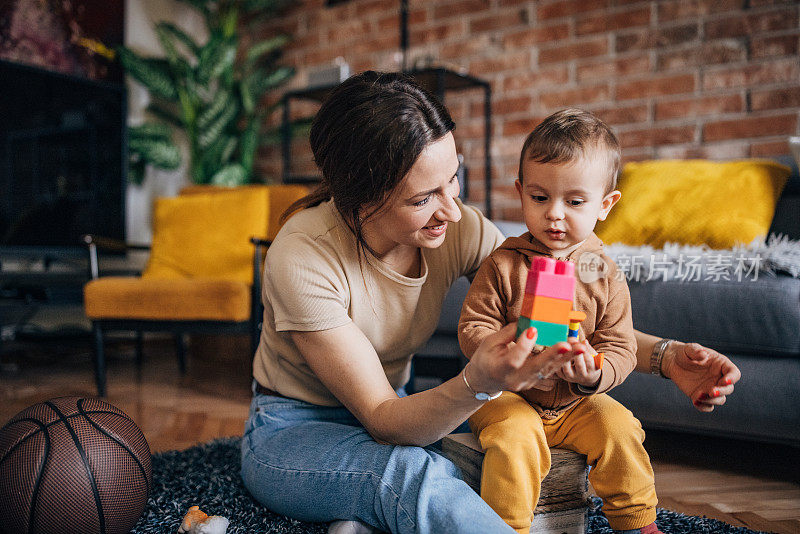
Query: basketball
0,396,152,534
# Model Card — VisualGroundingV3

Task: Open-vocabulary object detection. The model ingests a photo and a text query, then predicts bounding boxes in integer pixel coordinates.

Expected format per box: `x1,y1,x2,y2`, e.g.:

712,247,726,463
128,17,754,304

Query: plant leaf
146,103,183,127
196,88,231,131
247,66,293,101
244,35,290,70
197,99,238,149
197,37,236,84
117,47,178,100
128,136,182,170
130,122,173,140
210,163,248,186
128,160,146,185
156,22,200,58
239,117,260,175
239,78,255,114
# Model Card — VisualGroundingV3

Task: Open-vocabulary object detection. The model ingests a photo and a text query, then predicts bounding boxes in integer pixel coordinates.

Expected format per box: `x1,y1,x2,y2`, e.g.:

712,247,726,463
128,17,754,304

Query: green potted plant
118,0,293,186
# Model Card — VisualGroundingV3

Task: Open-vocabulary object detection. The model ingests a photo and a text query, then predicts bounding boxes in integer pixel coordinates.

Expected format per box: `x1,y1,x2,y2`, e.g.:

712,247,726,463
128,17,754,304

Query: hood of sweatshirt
496,231,605,264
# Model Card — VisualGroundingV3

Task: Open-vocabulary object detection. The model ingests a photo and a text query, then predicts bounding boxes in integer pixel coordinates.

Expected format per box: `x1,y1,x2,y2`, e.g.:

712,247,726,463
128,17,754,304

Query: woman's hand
465,323,574,395
661,341,741,412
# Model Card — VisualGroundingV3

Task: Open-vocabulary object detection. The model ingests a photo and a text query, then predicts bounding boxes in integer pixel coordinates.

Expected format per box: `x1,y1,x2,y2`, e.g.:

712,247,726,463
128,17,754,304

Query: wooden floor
1,333,798,534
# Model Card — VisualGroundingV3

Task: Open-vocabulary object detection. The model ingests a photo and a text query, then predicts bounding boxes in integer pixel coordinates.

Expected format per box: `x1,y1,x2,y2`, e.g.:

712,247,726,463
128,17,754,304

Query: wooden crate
442,433,590,534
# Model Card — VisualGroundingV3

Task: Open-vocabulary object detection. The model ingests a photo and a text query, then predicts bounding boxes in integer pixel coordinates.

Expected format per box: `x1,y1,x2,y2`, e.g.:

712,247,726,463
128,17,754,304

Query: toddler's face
516,150,620,257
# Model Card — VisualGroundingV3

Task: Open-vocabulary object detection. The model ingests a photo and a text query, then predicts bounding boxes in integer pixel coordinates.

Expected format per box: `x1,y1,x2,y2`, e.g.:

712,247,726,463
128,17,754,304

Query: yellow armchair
83,184,308,396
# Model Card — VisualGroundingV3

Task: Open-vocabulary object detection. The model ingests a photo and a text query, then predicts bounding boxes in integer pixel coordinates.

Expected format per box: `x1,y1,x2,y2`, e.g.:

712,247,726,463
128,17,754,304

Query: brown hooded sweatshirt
458,232,637,419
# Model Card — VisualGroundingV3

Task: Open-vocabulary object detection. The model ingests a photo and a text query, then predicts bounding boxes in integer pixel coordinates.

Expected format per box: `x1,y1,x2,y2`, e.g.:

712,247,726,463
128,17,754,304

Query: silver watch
650,338,673,378
462,367,502,401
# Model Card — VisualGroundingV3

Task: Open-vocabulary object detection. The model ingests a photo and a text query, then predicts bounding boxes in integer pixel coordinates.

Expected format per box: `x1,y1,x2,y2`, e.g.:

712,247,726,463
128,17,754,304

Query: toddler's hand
556,341,601,388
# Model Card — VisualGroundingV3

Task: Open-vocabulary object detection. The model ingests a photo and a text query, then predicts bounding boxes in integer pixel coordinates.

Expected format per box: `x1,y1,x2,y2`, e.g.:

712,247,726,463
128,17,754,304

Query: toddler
458,109,661,534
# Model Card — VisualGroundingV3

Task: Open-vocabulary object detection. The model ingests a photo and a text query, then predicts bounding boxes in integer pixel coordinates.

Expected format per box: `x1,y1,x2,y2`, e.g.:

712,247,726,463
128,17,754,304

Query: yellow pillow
142,187,269,283
596,159,790,249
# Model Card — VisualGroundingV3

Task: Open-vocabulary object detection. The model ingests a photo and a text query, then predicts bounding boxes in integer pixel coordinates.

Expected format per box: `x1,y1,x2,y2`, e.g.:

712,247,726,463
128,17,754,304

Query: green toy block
516,317,569,346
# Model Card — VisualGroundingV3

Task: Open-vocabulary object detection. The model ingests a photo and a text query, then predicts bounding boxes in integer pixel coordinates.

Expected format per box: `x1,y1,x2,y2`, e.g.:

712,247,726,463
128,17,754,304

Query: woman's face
362,132,462,257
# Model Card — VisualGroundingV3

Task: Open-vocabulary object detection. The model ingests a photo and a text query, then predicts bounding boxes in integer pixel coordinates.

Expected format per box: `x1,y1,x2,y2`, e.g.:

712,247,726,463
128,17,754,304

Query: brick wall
255,0,800,219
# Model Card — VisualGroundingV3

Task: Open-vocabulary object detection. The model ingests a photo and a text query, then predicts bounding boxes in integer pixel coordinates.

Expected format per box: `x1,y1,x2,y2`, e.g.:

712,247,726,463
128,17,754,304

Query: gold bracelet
650,338,673,379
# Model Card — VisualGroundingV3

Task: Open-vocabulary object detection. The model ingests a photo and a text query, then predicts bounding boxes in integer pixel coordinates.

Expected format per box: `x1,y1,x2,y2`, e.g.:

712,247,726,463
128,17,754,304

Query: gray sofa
413,156,800,447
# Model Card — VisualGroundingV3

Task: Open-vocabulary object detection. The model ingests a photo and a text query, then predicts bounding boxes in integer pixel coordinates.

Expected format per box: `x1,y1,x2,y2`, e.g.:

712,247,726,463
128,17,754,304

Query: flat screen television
0,59,127,253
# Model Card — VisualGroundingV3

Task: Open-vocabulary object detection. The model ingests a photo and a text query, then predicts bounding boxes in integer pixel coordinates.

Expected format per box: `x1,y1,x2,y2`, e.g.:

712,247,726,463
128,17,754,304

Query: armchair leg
92,323,107,397
175,332,187,374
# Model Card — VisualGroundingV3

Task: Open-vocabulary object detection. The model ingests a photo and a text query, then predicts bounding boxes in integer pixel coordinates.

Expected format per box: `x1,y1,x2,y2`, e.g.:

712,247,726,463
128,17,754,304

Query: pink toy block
524,258,576,301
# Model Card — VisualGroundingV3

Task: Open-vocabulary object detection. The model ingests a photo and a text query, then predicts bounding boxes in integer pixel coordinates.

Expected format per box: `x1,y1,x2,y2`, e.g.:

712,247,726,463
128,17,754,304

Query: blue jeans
240,389,515,534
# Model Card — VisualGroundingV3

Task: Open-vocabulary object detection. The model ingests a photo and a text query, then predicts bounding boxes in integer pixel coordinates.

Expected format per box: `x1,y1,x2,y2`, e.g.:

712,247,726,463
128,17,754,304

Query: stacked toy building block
517,257,602,369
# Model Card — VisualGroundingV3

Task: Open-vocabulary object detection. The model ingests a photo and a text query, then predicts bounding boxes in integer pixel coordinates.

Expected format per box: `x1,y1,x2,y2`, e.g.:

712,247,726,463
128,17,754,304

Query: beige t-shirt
253,198,504,406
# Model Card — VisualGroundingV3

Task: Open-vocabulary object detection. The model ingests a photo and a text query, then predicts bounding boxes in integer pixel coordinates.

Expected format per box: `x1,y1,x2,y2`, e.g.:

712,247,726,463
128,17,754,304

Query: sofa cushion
596,159,790,249
628,274,800,357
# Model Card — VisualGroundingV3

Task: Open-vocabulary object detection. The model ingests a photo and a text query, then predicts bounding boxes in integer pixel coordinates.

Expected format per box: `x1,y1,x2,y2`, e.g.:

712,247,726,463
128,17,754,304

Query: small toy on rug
177,505,230,534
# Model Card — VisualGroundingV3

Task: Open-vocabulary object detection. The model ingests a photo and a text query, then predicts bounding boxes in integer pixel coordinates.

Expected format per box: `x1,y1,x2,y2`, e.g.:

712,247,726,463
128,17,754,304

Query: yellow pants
469,392,657,534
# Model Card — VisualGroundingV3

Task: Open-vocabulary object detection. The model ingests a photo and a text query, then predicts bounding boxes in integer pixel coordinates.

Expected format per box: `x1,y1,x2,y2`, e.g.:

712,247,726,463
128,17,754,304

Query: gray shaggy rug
132,437,768,534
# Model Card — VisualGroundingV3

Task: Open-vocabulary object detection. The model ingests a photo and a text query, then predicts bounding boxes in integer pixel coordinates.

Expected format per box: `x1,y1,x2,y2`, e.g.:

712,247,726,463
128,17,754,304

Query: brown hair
518,108,621,192
282,71,455,258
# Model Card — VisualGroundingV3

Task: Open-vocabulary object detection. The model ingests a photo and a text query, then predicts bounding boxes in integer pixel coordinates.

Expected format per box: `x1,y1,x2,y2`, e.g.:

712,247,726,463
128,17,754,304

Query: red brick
616,24,699,52
377,14,399,33
352,0,397,19
658,0,744,22
432,0,489,20
503,23,570,48
703,114,798,142
705,8,798,39
576,55,651,81
593,104,650,126
658,41,746,70
502,66,570,92
493,95,534,115
751,86,800,111
538,37,608,64
751,139,793,157
456,120,488,140
618,125,697,148
440,35,496,60
703,58,800,90
504,117,542,136
539,84,612,108
285,32,322,54
470,9,527,34
538,0,610,20
411,21,467,45
620,148,657,162
327,19,372,43
750,33,800,59
617,74,695,100
655,94,745,120
470,51,530,74
656,142,750,160
349,33,397,56
576,6,650,36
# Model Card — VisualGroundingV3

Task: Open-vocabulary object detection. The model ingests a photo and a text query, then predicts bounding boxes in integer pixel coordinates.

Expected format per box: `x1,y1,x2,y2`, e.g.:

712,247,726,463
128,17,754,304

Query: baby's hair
518,108,621,193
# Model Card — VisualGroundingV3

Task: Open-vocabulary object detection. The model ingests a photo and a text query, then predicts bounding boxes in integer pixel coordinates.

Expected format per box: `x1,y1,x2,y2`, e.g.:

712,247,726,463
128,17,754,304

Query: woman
241,71,740,534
